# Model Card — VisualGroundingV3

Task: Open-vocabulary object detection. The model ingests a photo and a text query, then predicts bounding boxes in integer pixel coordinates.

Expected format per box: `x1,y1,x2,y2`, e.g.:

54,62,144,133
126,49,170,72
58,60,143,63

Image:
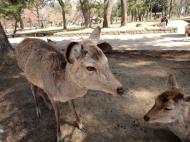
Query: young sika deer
15,27,124,142
144,74,190,141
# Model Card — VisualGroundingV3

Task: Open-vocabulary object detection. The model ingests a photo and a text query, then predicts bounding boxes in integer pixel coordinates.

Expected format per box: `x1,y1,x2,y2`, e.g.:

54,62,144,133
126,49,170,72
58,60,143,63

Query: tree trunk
62,7,67,29
80,0,90,28
13,19,18,37
168,0,173,19
147,0,151,20
36,7,40,28
103,0,114,28
0,22,13,58
58,0,67,29
20,18,24,30
131,13,134,22
121,0,127,26
149,0,152,20
164,6,167,16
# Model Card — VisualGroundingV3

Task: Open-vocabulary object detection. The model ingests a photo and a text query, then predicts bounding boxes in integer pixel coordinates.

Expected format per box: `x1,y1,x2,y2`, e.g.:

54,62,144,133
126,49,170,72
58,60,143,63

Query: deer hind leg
50,100,62,142
68,100,85,131
30,84,41,118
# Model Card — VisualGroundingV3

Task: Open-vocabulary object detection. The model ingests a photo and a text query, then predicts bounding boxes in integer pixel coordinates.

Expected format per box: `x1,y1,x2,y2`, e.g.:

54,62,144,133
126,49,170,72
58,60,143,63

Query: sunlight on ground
140,69,168,78
122,87,161,119
61,124,87,142
118,61,155,68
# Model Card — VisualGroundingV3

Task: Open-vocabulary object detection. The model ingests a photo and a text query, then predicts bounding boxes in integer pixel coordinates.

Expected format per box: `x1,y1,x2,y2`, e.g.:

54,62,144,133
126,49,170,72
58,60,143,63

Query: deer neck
53,66,87,102
168,101,190,140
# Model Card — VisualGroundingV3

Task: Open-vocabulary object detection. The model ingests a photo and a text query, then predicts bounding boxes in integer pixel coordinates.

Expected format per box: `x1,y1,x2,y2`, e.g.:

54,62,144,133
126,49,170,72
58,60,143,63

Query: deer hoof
78,122,87,133
36,108,41,118
73,121,87,132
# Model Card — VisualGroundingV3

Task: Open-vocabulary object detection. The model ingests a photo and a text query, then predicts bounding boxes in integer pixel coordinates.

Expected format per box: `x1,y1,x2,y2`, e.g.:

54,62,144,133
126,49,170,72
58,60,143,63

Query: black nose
144,115,150,121
117,87,124,95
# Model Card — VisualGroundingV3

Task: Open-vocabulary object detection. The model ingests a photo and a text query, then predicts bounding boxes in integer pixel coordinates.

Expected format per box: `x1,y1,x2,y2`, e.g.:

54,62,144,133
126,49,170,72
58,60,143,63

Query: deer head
64,27,124,96
144,74,185,123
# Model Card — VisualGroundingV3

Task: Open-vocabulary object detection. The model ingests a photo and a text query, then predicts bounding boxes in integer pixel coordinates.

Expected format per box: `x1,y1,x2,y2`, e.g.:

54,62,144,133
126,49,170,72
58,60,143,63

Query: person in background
161,16,168,26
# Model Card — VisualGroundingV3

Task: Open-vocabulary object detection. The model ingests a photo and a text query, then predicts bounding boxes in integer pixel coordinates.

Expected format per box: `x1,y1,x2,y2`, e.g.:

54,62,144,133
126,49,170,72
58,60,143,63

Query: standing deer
144,74,190,141
15,27,124,142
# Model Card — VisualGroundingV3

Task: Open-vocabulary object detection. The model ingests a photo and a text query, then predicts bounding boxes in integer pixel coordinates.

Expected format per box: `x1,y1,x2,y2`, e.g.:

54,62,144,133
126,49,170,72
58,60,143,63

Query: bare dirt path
0,51,189,142
9,33,190,50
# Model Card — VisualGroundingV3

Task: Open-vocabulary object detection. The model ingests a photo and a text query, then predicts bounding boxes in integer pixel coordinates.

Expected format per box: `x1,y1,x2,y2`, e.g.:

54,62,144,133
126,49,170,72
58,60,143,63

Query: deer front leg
68,100,85,131
30,84,41,118
39,90,52,110
50,100,63,142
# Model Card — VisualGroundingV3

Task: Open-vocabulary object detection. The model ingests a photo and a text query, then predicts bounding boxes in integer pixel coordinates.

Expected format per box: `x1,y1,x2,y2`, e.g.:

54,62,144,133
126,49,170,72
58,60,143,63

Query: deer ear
89,26,101,43
167,73,178,89
65,42,83,64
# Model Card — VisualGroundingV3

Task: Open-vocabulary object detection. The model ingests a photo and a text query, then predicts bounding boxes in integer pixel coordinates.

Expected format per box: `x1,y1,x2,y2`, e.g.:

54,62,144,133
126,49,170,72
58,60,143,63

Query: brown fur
15,35,122,142
97,42,113,54
185,24,190,37
82,40,103,60
144,74,190,141
16,38,66,73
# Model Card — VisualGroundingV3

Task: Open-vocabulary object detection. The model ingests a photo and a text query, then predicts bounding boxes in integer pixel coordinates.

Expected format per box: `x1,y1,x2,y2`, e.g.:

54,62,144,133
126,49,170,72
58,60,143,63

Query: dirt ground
0,50,190,142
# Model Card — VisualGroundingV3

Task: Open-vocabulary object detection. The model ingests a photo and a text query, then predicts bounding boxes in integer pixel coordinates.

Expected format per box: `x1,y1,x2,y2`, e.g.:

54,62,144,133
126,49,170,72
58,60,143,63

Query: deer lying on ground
15,27,124,142
184,24,190,41
144,74,190,141
185,24,190,36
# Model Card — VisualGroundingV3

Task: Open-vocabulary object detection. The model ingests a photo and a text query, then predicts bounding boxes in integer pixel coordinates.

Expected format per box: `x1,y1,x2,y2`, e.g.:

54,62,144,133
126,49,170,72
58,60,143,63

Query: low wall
8,27,177,38
54,27,177,37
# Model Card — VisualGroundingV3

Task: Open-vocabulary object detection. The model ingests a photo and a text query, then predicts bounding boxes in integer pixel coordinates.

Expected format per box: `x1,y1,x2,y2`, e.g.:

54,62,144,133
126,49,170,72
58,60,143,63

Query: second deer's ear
167,73,178,89
64,42,83,64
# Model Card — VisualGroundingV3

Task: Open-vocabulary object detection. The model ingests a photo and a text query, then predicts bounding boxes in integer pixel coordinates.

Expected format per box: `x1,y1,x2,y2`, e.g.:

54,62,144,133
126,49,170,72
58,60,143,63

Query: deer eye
86,66,96,71
164,107,172,111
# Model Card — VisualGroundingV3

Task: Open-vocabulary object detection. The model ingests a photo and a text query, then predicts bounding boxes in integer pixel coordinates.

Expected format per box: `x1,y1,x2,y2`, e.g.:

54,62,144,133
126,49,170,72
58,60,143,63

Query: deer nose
117,87,124,96
144,115,150,121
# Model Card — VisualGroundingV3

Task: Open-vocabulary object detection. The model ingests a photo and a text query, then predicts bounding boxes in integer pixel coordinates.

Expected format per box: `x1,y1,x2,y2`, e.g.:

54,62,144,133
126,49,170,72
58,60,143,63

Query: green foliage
64,0,72,14
128,0,148,17
77,0,104,17
112,0,121,17
89,0,104,17
0,0,25,20
27,0,44,10
152,1,163,13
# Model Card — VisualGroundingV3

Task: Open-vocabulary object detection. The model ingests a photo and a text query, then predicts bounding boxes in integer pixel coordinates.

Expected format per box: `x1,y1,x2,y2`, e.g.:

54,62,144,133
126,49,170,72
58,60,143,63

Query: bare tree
57,0,67,29
20,18,24,29
29,0,44,28
184,0,190,16
80,0,90,28
168,0,173,18
103,0,114,28
121,0,127,26
148,0,152,20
